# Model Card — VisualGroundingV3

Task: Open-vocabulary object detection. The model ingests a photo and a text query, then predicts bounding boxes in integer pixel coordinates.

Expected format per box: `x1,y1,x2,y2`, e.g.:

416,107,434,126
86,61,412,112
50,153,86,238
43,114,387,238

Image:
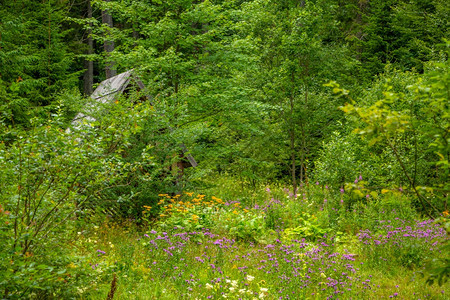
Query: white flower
259,293,265,299
226,279,231,284
246,275,255,282
239,289,246,294
205,283,213,290
229,287,235,292
260,287,268,293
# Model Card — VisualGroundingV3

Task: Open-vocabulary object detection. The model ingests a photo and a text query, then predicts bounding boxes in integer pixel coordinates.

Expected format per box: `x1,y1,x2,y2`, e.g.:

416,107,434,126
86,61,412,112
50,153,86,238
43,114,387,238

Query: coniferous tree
0,0,79,127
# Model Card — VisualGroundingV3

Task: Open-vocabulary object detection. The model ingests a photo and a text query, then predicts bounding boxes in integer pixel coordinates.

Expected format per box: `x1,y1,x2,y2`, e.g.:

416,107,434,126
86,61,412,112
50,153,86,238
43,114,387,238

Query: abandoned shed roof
68,70,197,168
71,70,135,125
91,70,133,103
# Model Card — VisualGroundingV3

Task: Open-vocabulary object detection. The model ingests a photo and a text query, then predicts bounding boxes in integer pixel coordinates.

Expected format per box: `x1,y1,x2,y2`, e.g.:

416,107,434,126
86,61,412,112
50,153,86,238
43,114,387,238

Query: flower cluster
139,228,378,299
358,219,447,267
157,193,224,218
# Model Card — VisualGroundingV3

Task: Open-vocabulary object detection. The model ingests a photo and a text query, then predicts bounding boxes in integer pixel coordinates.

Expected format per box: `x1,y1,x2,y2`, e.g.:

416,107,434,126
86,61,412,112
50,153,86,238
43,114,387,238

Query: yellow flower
212,196,223,203
443,210,449,217
67,262,77,269
232,210,238,215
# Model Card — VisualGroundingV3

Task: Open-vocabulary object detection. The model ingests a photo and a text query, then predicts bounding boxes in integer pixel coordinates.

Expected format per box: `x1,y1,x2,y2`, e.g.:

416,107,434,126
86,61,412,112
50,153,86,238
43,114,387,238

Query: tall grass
69,179,448,299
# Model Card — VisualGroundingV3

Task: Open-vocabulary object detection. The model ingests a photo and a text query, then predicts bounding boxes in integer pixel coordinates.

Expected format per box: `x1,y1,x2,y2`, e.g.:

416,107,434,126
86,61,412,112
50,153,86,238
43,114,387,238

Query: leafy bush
313,131,363,189
0,97,152,297
282,211,331,242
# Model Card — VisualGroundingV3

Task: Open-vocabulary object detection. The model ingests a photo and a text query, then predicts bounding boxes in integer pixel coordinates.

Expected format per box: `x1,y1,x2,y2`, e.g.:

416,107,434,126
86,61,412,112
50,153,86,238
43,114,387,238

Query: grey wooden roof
68,70,197,167
71,70,134,125
91,70,133,103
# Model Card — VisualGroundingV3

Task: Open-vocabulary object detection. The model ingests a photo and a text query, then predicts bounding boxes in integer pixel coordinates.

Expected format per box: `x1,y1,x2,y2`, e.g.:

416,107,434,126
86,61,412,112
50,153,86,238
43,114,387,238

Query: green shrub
0,97,152,298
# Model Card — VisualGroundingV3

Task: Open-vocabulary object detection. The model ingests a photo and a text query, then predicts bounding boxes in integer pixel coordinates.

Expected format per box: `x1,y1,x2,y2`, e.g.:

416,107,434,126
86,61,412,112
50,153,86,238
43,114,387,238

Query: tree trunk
102,0,116,79
289,94,297,195
299,85,308,184
83,0,94,95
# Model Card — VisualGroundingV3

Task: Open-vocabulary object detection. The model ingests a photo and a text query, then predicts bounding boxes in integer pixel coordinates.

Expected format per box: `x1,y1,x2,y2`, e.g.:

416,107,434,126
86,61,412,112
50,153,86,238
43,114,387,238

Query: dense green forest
0,0,448,299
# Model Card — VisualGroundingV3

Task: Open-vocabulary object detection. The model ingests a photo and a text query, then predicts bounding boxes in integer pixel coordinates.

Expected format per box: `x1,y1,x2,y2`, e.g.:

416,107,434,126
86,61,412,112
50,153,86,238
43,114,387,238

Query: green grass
68,183,448,300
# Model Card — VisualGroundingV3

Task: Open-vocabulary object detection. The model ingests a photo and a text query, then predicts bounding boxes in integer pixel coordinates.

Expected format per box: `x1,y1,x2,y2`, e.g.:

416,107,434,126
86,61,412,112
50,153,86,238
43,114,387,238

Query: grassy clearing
69,183,448,300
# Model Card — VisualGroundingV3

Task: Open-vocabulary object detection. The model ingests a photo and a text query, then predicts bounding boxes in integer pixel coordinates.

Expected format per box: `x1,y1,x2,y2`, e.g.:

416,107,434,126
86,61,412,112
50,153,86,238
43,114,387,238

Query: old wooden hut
69,70,197,169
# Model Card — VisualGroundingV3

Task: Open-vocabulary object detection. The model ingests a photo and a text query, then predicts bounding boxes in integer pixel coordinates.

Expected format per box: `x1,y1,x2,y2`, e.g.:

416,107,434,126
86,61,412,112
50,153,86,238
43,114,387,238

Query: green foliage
332,45,449,215
424,242,450,286
313,131,363,188
0,0,449,296
0,0,80,128
282,212,330,242
358,0,448,76
0,94,154,297
227,212,267,242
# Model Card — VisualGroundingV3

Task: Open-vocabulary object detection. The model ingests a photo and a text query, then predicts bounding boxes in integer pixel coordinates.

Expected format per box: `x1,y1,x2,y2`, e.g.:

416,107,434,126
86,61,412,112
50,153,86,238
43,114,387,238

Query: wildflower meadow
21,181,444,300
